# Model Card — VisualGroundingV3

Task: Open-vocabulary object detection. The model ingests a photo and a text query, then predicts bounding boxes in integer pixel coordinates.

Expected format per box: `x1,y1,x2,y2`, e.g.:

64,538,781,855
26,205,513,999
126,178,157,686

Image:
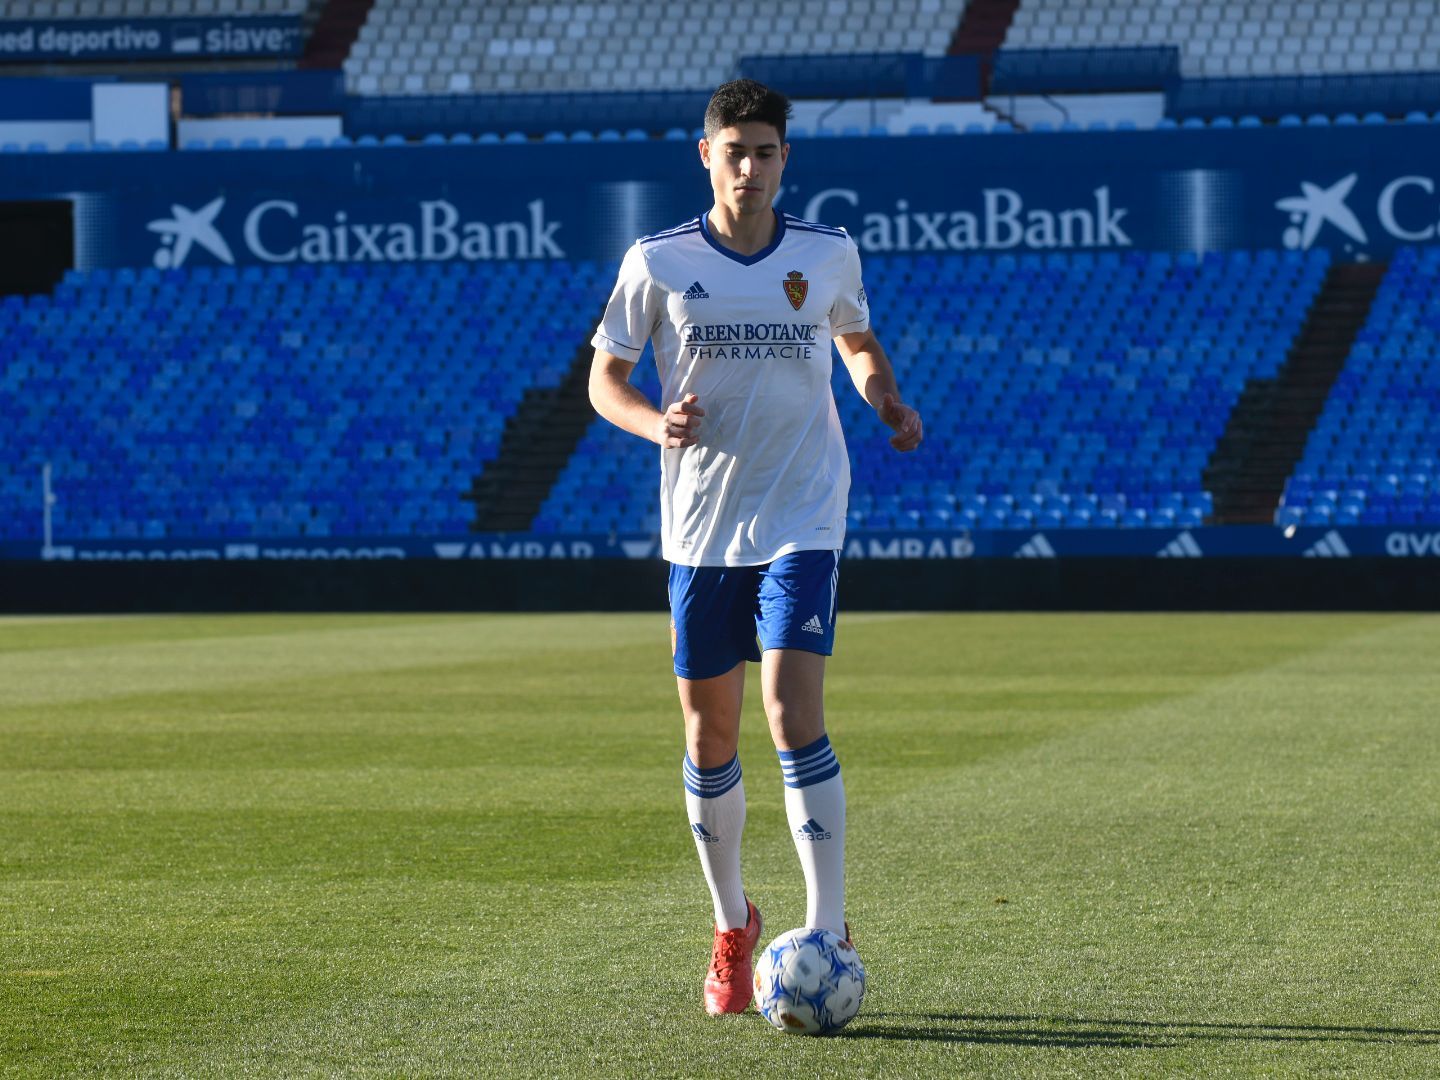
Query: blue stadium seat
1281,245,1440,527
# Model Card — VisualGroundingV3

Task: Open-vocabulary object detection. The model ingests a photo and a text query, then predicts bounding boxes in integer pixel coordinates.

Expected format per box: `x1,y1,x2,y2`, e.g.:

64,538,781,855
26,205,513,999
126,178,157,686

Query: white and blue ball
752,927,865,1035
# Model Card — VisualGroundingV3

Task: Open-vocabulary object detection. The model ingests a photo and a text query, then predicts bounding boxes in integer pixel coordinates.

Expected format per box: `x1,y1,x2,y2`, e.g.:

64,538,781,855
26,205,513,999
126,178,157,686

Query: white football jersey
593,210,870,567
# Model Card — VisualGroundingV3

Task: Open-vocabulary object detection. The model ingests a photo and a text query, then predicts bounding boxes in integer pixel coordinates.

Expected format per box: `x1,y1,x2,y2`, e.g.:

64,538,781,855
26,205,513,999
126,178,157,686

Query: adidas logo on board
1014,533,1056,559
1302,530,1351,558
1157,531,1204,558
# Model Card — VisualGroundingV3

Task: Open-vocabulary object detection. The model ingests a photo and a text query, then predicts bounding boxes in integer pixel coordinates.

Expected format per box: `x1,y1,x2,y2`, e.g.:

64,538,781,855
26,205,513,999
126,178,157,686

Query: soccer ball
752,927,865,1035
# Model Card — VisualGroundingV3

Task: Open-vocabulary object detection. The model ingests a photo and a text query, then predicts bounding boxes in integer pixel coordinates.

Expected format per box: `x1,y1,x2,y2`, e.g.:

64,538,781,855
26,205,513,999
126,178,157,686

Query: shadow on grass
842,1013,1440,1050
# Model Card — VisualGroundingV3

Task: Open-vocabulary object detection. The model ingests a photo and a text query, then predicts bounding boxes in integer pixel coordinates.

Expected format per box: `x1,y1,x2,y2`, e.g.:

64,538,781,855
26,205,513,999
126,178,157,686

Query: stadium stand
5,0,1440,546
537,248,1330,535
0,261,605,542
1280,246,1440,528
0,0,305,16
0,245,1344,545
1002,0,1440,77
343,0,971,97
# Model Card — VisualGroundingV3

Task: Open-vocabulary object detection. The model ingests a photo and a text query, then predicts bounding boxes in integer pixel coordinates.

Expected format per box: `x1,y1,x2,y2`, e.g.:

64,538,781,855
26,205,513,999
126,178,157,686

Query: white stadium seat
332,0,1440,100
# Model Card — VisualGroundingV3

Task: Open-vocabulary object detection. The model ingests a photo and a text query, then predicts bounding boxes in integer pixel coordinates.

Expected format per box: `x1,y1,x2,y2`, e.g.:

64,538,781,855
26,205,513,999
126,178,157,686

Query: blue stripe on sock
776,734,841,788
682,753,742,798
776,733,830,762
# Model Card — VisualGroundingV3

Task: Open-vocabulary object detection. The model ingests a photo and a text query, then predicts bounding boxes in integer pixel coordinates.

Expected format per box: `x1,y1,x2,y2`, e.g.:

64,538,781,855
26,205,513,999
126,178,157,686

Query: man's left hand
878,393,923,452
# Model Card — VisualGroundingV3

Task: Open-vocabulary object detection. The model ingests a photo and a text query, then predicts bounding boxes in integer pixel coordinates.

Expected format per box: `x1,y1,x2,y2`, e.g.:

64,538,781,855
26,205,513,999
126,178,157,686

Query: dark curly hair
703,79,792,142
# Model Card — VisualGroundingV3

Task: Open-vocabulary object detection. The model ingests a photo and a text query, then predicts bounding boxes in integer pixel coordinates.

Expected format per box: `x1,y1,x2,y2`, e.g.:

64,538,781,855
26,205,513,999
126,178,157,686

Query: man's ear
698,137,710,168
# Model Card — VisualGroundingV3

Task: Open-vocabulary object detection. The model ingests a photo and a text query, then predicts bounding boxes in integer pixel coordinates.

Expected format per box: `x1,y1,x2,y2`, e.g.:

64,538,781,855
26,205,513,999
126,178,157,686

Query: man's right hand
658,393,705,448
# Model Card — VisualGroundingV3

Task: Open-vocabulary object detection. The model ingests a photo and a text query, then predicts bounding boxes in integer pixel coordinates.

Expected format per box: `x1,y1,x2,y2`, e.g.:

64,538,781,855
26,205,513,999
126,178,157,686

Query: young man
588,80,922,1016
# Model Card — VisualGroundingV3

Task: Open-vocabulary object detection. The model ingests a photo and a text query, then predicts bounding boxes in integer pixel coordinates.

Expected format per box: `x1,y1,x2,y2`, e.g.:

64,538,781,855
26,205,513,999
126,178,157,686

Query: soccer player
588,79,922,1016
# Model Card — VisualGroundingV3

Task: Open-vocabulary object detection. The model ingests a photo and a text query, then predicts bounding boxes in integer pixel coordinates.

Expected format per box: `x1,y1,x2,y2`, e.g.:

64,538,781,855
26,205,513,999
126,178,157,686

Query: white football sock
779,734,846,935
683,753,749,931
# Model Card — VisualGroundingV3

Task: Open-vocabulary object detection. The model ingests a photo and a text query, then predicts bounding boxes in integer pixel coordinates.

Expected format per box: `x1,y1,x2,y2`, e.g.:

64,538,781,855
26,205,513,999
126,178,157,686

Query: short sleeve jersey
592,210,870,567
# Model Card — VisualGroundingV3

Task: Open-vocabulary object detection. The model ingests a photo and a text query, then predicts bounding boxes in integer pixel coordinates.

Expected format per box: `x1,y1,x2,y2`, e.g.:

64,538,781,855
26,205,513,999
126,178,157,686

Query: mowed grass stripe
0,613,673,708
2,614,1438,1078
846,615,1440,1072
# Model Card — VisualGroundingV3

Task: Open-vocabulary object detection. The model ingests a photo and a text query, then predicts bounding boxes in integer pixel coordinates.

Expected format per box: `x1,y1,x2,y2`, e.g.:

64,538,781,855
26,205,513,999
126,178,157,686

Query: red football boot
703,898,763,1016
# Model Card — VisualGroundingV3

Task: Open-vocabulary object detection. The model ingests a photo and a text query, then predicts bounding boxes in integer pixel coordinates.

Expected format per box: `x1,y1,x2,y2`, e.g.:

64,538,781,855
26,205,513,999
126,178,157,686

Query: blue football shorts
667,549,841,681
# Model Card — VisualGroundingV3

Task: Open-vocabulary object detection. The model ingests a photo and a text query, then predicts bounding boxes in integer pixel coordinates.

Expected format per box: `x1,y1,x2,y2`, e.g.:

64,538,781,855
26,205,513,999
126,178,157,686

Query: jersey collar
698,208,786,266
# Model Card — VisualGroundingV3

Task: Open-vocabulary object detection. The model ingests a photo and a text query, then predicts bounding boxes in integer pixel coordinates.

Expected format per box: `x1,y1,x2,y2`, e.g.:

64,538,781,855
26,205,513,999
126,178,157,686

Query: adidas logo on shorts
801,615,825,634
682,280,710,300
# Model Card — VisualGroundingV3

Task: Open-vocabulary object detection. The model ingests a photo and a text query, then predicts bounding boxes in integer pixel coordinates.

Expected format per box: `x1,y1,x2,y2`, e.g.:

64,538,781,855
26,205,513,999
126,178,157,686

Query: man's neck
707,205,777,257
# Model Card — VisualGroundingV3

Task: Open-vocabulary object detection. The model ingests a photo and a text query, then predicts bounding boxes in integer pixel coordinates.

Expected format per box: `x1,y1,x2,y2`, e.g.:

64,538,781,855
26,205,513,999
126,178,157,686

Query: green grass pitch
2,612,1438,1077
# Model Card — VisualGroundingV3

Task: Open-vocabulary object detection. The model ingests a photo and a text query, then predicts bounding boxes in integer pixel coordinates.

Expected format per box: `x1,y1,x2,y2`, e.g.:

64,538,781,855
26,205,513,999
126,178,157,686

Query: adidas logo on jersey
682,280,710,300
796,818,832,841
801,615,825,634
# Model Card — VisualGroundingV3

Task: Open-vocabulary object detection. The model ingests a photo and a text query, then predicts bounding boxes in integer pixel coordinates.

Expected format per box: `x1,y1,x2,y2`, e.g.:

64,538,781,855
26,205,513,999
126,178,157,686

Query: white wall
178,116,344,147
0,121,92,149
986,93,1167,129
92,82,169,145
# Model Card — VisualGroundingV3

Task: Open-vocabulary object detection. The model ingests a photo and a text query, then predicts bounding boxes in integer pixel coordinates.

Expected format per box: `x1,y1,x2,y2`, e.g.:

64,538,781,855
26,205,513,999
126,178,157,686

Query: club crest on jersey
783,270,808,310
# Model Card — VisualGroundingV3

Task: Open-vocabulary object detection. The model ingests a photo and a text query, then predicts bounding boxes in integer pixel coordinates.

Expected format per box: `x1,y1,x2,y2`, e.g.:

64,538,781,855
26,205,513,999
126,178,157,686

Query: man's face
700,122,788,219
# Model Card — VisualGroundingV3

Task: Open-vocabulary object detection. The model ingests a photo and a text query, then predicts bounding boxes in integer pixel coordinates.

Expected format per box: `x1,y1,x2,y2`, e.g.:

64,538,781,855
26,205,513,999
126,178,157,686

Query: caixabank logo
1277,172,1440,253
787,185,1132,253
143,197,565,268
